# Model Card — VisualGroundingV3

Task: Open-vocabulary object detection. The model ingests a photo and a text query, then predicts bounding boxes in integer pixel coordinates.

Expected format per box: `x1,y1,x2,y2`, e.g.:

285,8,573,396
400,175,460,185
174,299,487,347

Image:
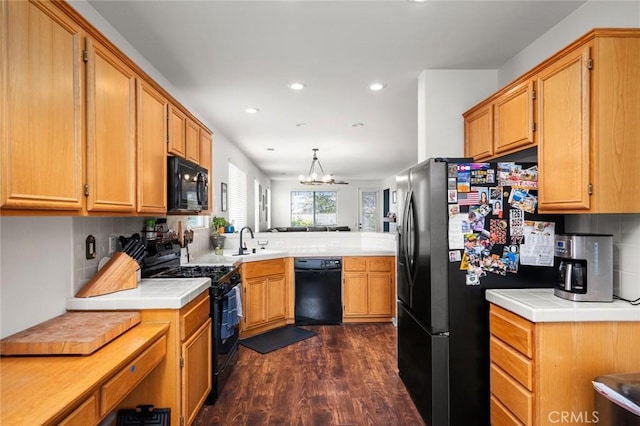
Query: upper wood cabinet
85,37,136,213
1,0,213,216
185,118,200,164
537,45,591,212
493,79,535,155
168,104,187,158
1,0,84,212
464,103,494,160
464,28,640,214
538,30,640,213
137,80,168,214
463,79,535,161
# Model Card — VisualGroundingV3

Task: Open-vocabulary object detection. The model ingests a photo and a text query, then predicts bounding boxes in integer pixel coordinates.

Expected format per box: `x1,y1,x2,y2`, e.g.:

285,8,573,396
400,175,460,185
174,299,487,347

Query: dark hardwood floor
194,323,425,426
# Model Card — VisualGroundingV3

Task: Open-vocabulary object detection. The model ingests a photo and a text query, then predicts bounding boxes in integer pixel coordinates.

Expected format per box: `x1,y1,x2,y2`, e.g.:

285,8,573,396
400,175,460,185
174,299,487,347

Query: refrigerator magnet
448,250,461,262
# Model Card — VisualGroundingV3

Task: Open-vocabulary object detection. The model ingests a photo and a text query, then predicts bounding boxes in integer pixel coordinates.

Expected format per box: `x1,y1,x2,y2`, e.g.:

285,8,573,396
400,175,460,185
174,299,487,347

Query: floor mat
240,325,316,354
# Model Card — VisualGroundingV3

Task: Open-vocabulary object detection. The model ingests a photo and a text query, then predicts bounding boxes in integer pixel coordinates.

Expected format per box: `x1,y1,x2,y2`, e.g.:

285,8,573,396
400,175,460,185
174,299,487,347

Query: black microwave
167,156,209,212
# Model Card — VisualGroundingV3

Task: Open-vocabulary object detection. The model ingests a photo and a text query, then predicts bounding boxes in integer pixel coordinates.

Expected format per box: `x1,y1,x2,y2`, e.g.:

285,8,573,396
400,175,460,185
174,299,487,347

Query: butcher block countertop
0,311,141,355
0,321,169,425
486,288,640,322
65,277,211,311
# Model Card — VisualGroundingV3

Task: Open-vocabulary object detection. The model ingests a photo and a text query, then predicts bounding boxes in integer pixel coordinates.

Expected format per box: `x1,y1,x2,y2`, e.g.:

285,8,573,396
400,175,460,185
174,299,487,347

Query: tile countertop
486,288,640,323
189,248,395,265
66,278,211,311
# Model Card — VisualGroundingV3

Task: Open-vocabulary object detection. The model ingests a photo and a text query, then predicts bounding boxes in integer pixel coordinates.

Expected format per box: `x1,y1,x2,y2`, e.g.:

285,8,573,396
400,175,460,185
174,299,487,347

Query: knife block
75,252,139,298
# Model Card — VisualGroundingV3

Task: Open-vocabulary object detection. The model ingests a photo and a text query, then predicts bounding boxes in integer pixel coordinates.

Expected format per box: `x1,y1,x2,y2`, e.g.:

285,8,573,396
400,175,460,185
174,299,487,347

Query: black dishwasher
294,257,342,325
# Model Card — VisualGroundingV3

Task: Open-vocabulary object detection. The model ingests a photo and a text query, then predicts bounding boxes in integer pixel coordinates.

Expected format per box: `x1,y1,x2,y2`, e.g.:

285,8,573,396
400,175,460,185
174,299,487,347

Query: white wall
1,218,73,337
270,179,383,231
418,69,498,161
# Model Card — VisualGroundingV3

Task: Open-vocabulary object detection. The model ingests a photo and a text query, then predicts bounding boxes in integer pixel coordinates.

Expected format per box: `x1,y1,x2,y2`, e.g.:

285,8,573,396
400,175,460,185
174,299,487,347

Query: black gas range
141,239,241,405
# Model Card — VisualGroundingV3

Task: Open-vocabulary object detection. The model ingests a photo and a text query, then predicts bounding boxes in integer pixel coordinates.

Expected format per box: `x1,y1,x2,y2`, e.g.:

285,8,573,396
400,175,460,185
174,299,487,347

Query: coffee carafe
554,233,613,302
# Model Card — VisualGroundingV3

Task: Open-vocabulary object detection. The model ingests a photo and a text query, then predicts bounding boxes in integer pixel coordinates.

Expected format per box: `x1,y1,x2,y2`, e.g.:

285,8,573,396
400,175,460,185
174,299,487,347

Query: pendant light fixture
299,148,348,185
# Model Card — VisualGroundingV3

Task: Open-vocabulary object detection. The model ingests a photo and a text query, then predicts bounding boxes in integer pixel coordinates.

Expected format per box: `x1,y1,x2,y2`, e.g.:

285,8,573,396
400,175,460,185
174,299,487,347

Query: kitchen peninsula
486,289,640,425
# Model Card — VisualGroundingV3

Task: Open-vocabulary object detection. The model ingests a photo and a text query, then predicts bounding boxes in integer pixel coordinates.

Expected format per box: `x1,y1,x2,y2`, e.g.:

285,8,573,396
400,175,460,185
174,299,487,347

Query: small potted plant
210,217,227,252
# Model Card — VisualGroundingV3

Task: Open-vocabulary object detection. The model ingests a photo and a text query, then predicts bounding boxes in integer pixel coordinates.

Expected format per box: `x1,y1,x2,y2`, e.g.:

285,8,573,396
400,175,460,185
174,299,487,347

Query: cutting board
0,311,141,356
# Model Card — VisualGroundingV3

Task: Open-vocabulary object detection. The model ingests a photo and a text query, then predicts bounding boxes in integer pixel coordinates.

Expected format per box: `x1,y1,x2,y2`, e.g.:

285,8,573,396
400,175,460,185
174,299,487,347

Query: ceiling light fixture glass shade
288,82,307,90
369,82,387,91
299,148,348,185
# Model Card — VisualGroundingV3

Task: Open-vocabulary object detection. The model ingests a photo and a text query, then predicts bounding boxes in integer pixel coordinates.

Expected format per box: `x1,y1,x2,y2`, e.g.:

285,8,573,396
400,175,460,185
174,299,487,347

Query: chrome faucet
239,226,254,255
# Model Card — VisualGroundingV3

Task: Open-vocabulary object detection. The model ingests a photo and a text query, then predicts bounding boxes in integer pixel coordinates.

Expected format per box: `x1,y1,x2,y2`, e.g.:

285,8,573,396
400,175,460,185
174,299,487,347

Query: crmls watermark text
548,411,600,424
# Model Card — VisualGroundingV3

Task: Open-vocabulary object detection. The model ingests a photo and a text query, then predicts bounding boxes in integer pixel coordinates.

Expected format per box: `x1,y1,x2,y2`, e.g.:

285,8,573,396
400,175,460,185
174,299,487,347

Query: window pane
291,191,314,227
315,191,337,226
290,190,337,227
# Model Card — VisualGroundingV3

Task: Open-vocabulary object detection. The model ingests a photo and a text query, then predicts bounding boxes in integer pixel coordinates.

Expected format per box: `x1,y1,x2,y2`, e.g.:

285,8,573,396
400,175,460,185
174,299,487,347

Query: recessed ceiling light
245,107,260,114
351,122,365,127
296,122,307,127
266,147,275,151
369,83,387,91
288,82,307,90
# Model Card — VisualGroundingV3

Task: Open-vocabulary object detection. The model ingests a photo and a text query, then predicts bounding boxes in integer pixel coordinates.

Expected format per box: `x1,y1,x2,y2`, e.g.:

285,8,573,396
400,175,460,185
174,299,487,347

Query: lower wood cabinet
241,258,288,337
118,291,211,426
489,304,640,425
342,256,395,323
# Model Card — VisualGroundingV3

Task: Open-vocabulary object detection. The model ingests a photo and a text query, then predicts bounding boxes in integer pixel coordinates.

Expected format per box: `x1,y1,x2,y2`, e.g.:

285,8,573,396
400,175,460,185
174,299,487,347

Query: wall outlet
108,236,118,255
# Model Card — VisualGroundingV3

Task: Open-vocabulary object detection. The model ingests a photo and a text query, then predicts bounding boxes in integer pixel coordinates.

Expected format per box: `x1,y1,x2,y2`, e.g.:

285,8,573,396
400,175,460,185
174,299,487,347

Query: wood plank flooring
194,323,425,426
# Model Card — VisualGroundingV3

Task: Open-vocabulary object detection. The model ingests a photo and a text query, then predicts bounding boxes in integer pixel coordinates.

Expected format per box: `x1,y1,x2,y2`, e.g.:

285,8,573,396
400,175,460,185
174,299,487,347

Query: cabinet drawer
244,258,285,277
490,336,533,391
490,364,532,426
100,335,166,415
490,305,534,358
490,395,524,426
181,292,210,340
343,257,367,272
368,257,393,272
57,394,97,426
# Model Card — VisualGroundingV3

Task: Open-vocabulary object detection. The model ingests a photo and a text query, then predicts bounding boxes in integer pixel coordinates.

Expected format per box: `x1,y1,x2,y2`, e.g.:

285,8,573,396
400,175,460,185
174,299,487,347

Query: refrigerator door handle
405,190,419,286
408,191,419,284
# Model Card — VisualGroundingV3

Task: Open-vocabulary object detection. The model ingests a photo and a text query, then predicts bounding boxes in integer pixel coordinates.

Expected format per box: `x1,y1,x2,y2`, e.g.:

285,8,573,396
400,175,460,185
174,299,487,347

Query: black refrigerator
396,158,563,426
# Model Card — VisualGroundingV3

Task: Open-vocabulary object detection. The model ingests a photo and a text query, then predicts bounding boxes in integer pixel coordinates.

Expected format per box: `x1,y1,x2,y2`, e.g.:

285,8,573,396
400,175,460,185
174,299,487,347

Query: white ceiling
87,0,585,182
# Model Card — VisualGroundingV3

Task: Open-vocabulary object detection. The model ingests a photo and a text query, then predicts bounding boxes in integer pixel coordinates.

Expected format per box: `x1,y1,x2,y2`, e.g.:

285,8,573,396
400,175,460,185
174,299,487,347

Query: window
228,162,247,229
291,191,337,227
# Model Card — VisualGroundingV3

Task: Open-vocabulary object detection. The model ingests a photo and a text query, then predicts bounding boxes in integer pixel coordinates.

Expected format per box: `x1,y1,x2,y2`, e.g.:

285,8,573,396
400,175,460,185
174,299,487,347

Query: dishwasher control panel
294,257,342,270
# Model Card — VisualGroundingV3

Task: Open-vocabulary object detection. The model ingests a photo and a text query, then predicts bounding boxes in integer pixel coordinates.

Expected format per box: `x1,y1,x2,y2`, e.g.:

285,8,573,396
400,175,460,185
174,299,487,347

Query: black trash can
593,372,640,426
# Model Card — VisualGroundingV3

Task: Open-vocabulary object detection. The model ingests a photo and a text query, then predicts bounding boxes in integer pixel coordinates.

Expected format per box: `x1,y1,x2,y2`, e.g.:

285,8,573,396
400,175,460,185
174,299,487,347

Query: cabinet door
168,104,186,157
368,273,393,315
267,275,286,322
1,0,84,211
137,80,167,214
464,103,494,160
185,118,200,164
537,45,591,211
244,277,268,330
343,273,368,317
199,130,212,214
86,38,136,213
494,80,535,155
181,319,211,426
